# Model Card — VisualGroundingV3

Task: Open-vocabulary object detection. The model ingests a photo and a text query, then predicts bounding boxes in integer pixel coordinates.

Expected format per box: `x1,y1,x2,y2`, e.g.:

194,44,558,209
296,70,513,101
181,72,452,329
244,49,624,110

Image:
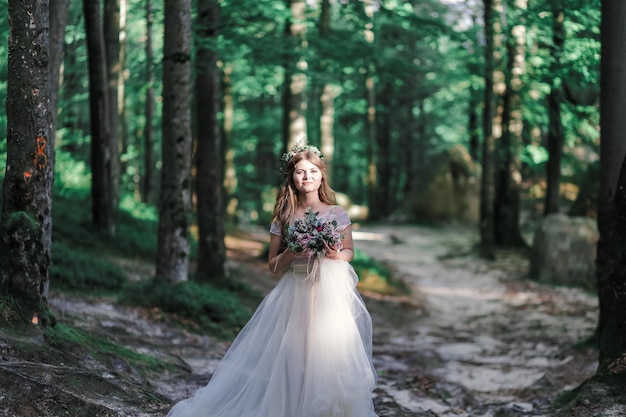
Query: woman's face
292,159,322,195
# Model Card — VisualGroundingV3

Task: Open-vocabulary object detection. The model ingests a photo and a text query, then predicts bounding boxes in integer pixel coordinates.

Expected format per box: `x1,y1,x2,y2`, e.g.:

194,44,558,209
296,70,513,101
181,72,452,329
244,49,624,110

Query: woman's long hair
271,150,336,235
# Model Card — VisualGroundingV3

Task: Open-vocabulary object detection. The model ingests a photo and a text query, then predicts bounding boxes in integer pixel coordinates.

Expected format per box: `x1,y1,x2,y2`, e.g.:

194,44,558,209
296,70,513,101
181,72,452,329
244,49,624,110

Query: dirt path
354,224,598,416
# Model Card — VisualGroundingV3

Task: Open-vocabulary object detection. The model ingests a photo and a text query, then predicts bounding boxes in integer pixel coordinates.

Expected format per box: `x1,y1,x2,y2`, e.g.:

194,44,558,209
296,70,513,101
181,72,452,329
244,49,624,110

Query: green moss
119,278,254,340
2,210,40,234
43,323,163,372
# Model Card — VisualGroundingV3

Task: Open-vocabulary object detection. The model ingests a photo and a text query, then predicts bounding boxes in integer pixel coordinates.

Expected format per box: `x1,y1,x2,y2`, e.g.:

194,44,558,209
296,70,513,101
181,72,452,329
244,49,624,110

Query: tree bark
364,0,378,220
282,0,308,150
49,0,70,135
104,0,122,208
142,0,155,203
480,0,496,259
84,0,116,234
544,1,565,215
318,0,334,182
494,0,526,248
375,85,393,218
1,0,54,324
195,0,226,282
222,64,238,222
595,0,626,378
156,0,193,283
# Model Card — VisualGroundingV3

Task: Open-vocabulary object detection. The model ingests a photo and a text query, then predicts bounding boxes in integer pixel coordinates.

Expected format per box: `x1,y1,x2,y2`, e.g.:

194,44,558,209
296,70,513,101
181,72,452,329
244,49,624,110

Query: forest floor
0,223,613,417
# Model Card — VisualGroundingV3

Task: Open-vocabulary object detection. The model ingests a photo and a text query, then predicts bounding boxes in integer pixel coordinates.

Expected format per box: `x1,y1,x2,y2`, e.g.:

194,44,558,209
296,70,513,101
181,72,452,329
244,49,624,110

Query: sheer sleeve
333,206,352,232
270,220,283,236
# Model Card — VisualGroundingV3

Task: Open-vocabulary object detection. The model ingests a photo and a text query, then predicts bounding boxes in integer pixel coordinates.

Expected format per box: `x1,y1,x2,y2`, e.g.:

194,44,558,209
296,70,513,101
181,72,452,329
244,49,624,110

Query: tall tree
195,0,226,282
480,0,496,259
222,64,238,222
543,0,565,215
282,0,308,150
493,0,526,247
49,0,70,135
84,0,116,234
143,0,156,203
364,0,378,219
104,0,122,207
318,0,335,181
595,0,626,379
1,0,54,324
156,0,193,282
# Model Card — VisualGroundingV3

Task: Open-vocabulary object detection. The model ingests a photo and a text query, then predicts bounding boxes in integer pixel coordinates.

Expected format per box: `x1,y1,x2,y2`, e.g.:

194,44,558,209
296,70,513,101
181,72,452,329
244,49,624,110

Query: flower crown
279,141,324,174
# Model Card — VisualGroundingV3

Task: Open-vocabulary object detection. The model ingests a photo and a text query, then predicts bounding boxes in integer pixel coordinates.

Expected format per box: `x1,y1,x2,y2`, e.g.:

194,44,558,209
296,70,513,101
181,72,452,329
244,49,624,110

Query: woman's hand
323,240,343,260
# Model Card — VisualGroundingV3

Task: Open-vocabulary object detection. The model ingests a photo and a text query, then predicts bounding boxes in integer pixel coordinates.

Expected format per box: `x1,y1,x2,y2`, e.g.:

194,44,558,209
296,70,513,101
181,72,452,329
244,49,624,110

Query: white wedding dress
166,206,378,417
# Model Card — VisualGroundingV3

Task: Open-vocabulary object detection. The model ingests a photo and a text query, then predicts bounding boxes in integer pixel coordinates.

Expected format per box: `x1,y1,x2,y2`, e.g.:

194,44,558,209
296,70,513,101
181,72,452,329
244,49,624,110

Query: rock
529,213,599,289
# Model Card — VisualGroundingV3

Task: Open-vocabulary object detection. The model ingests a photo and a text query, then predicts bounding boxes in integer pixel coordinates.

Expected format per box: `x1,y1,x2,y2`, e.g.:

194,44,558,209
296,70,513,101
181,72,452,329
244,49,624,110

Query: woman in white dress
166,142,378,417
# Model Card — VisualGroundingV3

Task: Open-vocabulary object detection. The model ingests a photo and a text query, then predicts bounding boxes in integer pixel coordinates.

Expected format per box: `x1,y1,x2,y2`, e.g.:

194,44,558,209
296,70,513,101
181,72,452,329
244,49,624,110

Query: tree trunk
364,0,378,220
1,0,54,325
595,0,626,379
544,1,565,215
84,0,116,234
480,0,496,259
283,0,308,150
195,0,226,282
468,89,480,161
156,0,193,283
49,0,70,135
222,64,238,222
319,0,334,181
375,85,393,218
142,0,155,203
494,0,526,248
104,0,122,208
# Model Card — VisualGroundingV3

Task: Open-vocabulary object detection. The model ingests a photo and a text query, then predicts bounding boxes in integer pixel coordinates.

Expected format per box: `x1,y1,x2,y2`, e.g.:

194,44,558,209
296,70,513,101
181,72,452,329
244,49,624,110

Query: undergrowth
352,248,410,295
50,192,254,339
43,323,164,372
119,279,253,340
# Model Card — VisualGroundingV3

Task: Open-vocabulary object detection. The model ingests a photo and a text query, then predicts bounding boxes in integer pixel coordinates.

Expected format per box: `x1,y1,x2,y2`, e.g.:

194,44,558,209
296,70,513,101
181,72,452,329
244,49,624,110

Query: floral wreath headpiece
279,139,324,175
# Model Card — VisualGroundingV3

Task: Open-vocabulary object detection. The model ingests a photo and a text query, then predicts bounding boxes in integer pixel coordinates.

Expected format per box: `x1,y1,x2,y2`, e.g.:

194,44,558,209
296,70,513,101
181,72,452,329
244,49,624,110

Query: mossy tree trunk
195,0,226,282
1,0,54,324
156,0,192,283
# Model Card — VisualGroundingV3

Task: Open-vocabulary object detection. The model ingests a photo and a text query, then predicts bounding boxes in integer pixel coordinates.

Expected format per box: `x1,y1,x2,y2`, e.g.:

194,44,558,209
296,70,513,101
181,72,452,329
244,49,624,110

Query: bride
166,142,378,417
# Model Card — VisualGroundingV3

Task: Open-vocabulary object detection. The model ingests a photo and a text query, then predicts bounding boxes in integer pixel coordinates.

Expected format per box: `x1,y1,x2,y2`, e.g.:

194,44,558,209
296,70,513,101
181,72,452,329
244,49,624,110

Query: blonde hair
271,149,336,235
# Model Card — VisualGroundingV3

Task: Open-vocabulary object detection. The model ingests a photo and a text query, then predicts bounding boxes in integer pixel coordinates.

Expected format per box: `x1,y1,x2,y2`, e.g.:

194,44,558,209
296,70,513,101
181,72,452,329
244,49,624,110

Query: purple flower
286,207,342,257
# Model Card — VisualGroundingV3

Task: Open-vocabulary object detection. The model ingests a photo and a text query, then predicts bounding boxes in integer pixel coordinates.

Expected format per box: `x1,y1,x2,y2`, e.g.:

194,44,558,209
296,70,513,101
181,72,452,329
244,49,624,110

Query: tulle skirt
166,258,378,417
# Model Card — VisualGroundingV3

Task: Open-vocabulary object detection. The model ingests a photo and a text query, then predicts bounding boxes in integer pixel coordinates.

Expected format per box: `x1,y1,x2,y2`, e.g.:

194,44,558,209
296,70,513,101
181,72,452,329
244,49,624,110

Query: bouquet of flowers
286,207,342,258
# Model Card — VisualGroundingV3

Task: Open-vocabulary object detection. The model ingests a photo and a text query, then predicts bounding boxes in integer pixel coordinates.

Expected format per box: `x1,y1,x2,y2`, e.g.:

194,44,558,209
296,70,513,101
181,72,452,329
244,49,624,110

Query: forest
2,0,626,416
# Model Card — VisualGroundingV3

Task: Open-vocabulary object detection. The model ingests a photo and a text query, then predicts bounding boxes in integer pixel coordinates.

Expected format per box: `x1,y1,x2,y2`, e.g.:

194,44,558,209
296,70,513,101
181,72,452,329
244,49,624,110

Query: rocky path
354,224,598,416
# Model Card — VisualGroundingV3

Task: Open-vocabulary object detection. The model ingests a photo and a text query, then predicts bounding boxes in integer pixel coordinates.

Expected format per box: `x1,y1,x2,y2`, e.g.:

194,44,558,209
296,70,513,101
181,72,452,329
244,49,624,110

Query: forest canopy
0,0,599,226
